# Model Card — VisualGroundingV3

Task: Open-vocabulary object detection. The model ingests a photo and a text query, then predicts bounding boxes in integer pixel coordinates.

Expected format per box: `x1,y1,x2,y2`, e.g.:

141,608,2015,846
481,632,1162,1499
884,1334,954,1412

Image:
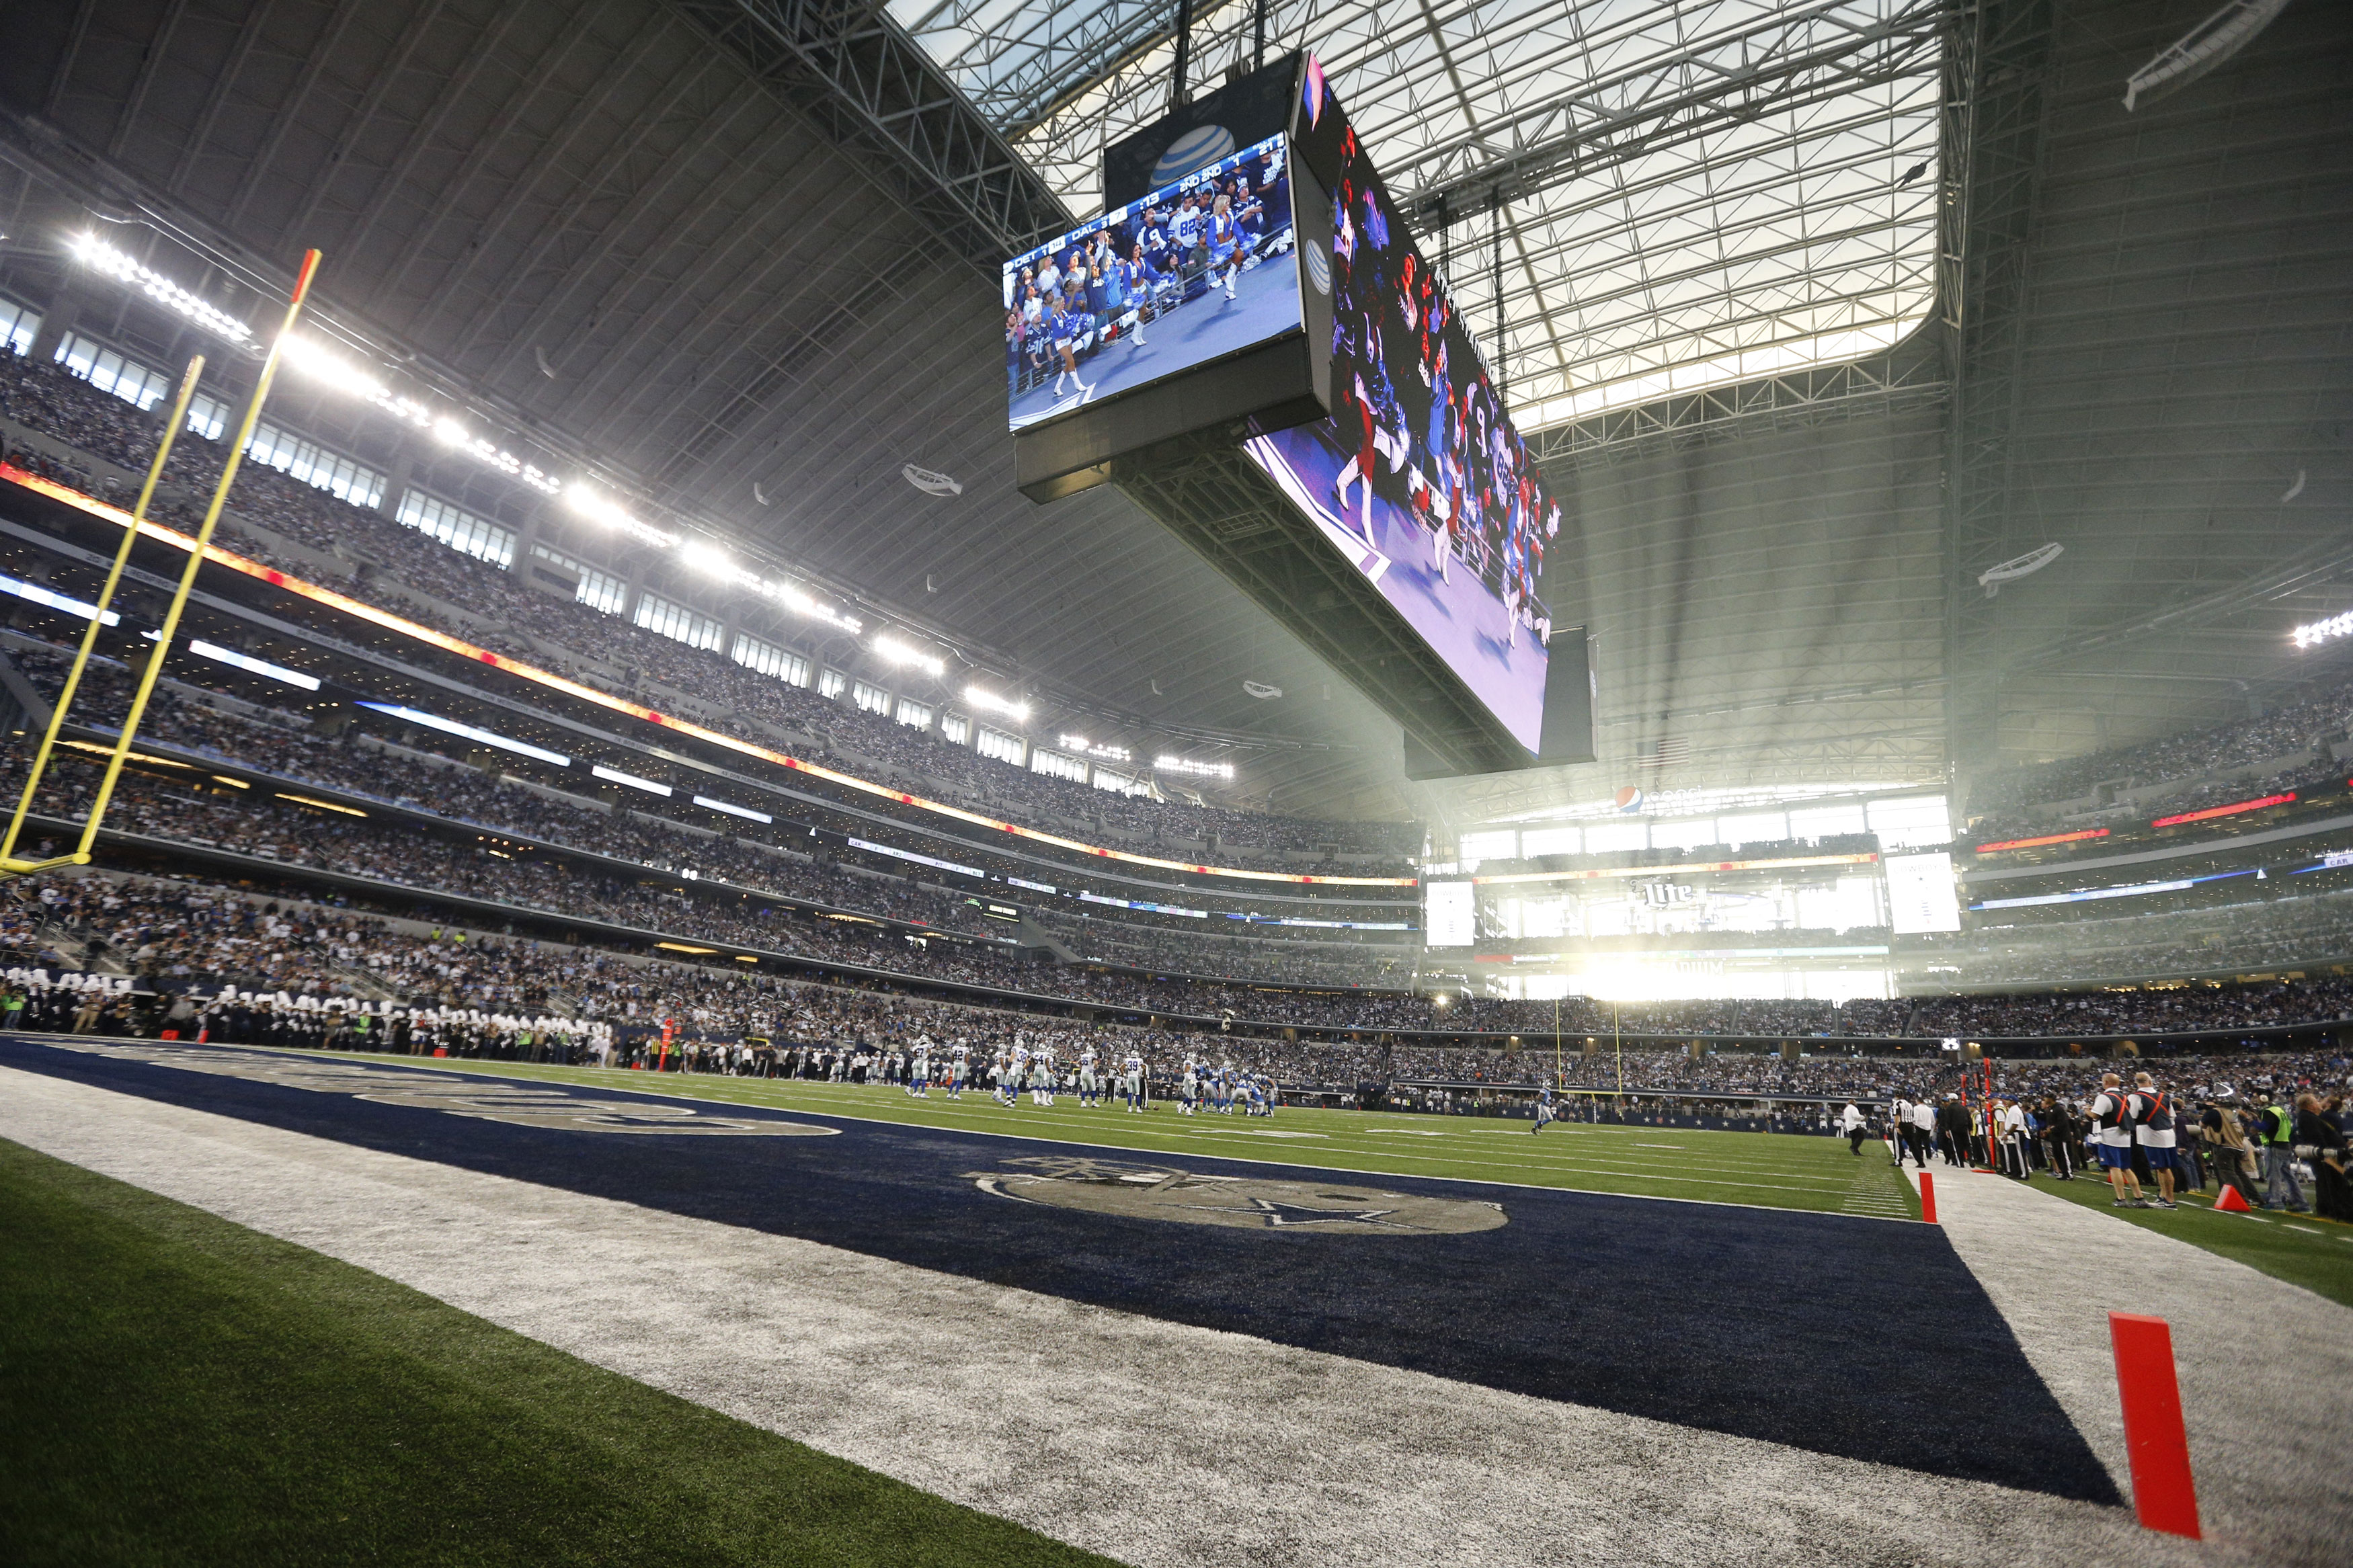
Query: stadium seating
7,870,2350,1107
3,349,1419,866
15,348,2353,1035
1966,685,2353,831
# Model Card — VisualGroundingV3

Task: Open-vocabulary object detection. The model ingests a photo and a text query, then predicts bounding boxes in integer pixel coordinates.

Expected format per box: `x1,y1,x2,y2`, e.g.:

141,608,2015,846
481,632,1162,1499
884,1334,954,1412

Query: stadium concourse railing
0,464,1414,891
25,794,2353,1062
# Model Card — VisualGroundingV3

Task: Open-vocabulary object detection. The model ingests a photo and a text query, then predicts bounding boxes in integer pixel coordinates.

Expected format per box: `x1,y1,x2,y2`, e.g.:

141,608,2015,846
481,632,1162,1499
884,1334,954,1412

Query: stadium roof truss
885,0,1950,433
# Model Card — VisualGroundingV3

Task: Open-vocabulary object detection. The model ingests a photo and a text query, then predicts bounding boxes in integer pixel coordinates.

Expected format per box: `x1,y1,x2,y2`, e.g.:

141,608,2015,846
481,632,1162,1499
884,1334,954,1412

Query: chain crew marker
2108,1312,2200,1538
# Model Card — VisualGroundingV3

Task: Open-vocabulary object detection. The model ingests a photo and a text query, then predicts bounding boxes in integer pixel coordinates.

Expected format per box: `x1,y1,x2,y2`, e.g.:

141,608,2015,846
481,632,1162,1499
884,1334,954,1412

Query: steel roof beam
1527,331,1948,468
666,0,1073,263
894,0,1178,136
1398,0,1950,226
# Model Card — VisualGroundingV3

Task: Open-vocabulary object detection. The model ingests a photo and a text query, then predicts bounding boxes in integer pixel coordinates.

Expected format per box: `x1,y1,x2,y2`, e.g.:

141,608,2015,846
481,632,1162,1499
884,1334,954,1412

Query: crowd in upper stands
1910,893,2353,985
19,341,2353,1046
0,349,1418,867
1967,682,2353,830
1,637,1408,984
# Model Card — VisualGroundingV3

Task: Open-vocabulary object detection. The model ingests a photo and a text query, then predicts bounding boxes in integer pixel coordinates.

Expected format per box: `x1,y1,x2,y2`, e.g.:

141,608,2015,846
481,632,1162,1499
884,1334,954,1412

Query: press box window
1030,748,1086,784
0,298,41,358
54,332,173,411
244,420,387,508
186,392,232,442
396,489,516,568
852,680,892,716
894,697,932,731
978,727,1025,766
732,633,810,686
940,714,971,745
634,593,725,651
530,543,627,614
817,669,848,700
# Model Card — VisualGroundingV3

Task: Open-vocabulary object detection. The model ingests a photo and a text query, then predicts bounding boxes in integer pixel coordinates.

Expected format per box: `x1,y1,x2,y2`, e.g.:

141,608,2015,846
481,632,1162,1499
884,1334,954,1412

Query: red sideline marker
2212,1184,2251,1214
1918,1170,1937,1223
2110,1313,2201,1538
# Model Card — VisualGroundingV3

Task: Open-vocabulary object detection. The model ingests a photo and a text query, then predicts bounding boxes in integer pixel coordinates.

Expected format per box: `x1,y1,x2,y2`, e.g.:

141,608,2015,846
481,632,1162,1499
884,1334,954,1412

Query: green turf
2012,1165,2353,1309
239,1048,1919,1221
0,1139,1125,1568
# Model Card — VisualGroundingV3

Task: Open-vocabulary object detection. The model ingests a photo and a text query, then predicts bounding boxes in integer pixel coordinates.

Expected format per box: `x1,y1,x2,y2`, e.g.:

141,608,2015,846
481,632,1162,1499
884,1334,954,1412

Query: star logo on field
1178,1195,1410,1228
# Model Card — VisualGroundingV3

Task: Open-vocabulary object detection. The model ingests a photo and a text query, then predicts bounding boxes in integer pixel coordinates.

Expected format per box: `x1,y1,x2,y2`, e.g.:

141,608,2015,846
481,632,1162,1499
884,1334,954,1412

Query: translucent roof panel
889,0,1943,429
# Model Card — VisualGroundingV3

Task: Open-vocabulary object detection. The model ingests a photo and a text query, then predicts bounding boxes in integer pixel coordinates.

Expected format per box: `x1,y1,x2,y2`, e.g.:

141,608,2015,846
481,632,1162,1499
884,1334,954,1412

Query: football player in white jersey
1178,1057,1199,1115
1031,1042,1058,1106
1122,1051,1146,1112
1078,1045,1101,1108
908,1037,930,1098
948,1040,970,1098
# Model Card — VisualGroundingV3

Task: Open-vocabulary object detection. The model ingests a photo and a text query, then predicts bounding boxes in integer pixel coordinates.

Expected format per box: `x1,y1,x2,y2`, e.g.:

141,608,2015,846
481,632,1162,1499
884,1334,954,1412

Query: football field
5,1032,2348,1568
296,1050,1921,1221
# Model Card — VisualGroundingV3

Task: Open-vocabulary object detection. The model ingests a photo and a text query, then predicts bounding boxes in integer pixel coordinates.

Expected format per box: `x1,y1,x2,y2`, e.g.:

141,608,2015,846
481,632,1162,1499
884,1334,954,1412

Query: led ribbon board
5,464,1409,888
2151,792,2295,828
1974,829,2109,852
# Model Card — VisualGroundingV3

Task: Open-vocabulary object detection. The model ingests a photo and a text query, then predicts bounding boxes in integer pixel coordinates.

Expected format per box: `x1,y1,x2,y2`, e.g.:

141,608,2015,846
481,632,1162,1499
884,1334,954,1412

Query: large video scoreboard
1007,54,1590,779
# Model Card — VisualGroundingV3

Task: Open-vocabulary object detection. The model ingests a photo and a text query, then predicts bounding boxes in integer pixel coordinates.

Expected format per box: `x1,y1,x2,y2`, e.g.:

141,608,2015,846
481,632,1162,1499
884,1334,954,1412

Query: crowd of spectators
8,872,2350,1131
22,354,2353,1057
2,636,1407,987
19,711,2353,1050
1968,683,2353,826
1910,893,2353,985
2,349,1419,866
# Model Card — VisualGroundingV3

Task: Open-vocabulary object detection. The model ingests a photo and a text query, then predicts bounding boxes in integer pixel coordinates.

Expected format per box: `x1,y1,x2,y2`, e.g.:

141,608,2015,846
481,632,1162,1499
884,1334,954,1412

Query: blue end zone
1,1036,2118,1503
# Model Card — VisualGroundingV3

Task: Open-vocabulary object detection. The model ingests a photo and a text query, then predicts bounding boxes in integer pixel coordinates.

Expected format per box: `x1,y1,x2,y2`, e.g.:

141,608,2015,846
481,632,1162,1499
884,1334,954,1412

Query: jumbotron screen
1004,132,1302,433
1246,60,1560,756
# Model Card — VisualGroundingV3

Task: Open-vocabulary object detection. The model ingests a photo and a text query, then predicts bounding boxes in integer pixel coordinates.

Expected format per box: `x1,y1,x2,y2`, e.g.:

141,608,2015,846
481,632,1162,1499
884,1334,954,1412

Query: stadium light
184,638,321,691
873,634,945,676
275,332,559,494
1156,753,1236,780
964,685,1029,722
2292,610,2353,649
680,540,732,576
590,764,672,797
693,793,773,825
1060,734,1131,762
759,577,861,633
67,233,253,346
0,569,121,625
354,702,571,767
564,482,678,548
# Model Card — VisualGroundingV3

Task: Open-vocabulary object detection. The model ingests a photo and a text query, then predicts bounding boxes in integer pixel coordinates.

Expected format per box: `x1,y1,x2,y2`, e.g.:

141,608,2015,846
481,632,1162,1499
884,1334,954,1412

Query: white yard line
0,1068,2256,1568
1907,1165,2353,1561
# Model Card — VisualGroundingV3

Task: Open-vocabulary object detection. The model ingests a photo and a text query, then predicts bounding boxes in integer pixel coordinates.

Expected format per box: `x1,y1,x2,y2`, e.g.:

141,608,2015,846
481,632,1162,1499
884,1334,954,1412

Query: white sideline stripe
0,1068,2237,1568
1907,1165,2353,1564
